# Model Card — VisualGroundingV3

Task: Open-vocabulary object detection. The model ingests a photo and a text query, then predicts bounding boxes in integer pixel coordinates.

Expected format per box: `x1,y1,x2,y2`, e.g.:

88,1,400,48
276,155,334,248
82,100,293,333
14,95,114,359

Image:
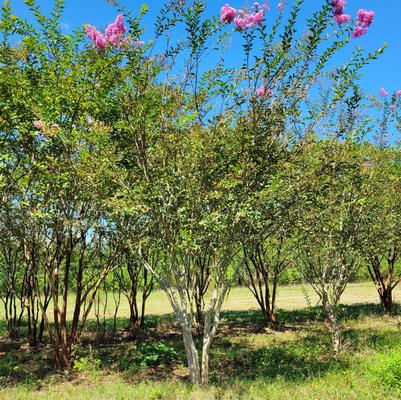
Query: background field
0,281,393,322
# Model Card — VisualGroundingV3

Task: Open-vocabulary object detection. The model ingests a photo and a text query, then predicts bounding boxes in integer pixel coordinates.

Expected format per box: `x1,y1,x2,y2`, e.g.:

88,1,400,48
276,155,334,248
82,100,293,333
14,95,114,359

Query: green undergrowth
1,303,401,399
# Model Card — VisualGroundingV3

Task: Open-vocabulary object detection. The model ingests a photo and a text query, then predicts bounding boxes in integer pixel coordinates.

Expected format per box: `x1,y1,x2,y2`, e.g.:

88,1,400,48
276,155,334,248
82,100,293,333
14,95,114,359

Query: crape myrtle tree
293,137,368,353
357,91,401,314
101,0,381,384
99,1,243,385
114,247,155,331
361,146,401,314
0,0,125,367
221,1,382,330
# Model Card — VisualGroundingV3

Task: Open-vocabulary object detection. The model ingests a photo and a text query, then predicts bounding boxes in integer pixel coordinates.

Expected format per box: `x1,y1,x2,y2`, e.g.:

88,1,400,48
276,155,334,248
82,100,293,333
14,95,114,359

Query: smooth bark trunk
323,299,341,354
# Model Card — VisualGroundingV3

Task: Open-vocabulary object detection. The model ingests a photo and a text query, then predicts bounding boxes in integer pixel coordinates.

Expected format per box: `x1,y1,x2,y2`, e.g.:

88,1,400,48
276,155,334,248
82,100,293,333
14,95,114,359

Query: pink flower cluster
331,2,375,38
86,14,129,51
220,3,268,31
33,120,44,130
352,9,375,38
220,4,236,23
331,0,351,26
380,88,389,97
33,120,60,131
380,88,401,98
256,85,270,99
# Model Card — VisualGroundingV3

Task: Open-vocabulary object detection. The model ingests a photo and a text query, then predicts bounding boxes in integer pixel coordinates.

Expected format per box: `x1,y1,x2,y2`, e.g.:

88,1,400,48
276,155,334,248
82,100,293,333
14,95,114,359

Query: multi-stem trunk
243,245,285,330
141,250,234,386
179,313,219,385
367,251,400,315
191,255,211,332
164,287,222,385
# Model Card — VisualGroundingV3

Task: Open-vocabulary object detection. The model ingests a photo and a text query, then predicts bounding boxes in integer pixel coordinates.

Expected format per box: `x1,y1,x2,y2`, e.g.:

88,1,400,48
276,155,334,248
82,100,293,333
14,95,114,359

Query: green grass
1,283,401,399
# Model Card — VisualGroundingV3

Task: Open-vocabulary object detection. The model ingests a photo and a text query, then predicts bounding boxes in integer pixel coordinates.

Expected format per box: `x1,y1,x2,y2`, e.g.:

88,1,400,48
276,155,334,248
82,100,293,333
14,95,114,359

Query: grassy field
1,283,401,399
0,281,388,323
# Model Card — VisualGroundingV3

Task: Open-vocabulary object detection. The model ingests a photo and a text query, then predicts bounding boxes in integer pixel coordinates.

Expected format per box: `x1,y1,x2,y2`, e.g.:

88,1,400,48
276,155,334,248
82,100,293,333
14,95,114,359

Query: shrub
73,345,101,373
136,341,178,368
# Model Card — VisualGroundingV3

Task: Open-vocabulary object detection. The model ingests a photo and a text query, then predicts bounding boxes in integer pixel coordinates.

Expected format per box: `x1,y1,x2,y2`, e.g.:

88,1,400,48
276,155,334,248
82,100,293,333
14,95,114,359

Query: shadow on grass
0,342,54,388
220,302,401,334
210,334,344,384
1,302,401,388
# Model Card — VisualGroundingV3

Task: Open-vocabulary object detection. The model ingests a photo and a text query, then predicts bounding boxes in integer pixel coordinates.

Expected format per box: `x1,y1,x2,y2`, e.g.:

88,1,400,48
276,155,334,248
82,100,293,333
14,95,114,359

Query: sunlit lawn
0,281,391,322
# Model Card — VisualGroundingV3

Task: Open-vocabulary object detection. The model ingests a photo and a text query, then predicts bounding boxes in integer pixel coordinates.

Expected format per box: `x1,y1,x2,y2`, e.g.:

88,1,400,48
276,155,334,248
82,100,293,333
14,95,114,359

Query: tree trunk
323,299,341,354
201,338,212,385
182,325,201,384
367,250,400,316
60,236,72,369
128,295,139,331
263,308,276,330
380,287,393,315
140,291,146,328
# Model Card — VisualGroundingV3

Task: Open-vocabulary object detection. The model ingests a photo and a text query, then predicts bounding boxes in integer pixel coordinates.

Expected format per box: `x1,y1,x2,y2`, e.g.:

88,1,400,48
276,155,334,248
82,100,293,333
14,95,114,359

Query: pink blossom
105,14,127,47
331,0,345,9
95,35,107,51
86,14,128,50
234,14,252,31
334,13,351,25
356,9,375,28
85,23,107,51
352,25,368,38
85,25,100,41
390,105,396,111
256,85,270,98
51,123,60,129
331,0,352,27
278,2,285,10
105,15,126,39
135,40,145,47
33,120,44,130
107,34,117,46
253,10,265,26
352,9,374,38
380,88,389,97
234,16,246,31
331,0,345,15
220,4,237,24
396,90,401,97
234,10,265,31
333,6,344,16
114,14,126,34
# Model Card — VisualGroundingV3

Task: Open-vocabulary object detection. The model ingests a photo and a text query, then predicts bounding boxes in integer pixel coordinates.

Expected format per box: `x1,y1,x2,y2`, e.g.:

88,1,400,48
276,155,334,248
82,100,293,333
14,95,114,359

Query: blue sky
7,0,401,96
